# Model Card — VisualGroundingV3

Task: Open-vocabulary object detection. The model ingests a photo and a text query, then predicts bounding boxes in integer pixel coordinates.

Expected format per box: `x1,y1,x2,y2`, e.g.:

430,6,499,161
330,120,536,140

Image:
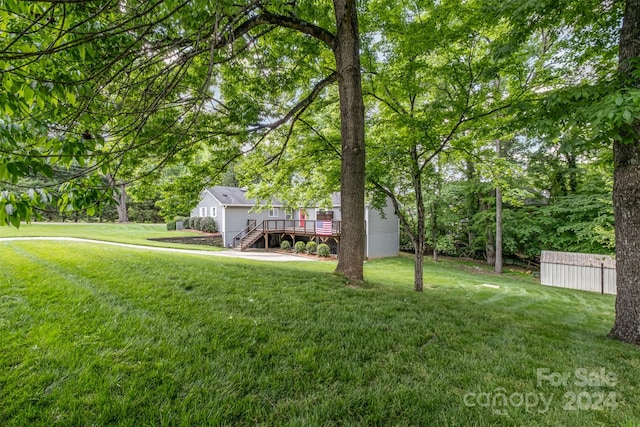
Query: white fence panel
540,251,616,295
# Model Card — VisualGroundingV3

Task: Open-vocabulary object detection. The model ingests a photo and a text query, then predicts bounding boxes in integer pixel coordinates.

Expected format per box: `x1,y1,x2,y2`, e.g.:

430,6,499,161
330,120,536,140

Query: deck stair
238,227,264,250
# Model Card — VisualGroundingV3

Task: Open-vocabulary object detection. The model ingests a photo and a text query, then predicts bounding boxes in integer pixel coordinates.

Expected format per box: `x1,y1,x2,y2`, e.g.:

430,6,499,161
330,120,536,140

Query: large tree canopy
2,0,640,338
0,0,366,281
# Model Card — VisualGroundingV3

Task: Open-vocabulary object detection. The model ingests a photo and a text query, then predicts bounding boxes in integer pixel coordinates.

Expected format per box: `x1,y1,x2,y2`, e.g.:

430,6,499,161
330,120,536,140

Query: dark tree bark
414,243,425,291
412,147,426,291
333,0,366,283
609,0,640,344
484,199,496,266
566,153,578,194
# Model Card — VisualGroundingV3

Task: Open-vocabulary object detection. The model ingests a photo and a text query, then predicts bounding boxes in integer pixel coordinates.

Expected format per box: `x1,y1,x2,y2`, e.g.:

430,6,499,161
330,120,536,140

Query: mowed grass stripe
1,241,639,426
1,243,220,425
0,222,223,251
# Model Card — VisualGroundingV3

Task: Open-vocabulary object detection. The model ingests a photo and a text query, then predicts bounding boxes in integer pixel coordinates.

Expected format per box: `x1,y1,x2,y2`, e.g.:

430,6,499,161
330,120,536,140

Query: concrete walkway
0,237,315,262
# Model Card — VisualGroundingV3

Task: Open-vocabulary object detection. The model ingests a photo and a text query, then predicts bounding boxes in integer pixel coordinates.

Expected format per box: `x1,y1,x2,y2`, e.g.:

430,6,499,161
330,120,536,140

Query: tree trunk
116,182,129,223
486,237,495,266
609,0,640,344
566,153,578,194
415,244,425,292
333,0,366,283
106,174,129,223
411,142,426,291
495,140,503,274
414,182,426,291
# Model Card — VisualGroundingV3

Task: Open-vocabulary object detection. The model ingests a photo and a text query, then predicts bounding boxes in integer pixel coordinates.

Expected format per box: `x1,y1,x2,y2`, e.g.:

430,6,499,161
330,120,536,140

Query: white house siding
365,199,399,258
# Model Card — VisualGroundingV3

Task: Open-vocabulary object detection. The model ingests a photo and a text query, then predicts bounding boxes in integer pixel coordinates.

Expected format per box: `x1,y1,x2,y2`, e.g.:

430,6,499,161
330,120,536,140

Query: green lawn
0,230,638,426
0,222,223,251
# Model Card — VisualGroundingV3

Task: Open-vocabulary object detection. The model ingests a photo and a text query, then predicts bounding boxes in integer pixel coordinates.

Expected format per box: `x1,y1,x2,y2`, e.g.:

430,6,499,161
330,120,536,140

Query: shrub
306,241,317,254
166,220,176,231
294,241,306,253
280,240,291,250
200,217,217,233
190,217,202,230
317,243,330,257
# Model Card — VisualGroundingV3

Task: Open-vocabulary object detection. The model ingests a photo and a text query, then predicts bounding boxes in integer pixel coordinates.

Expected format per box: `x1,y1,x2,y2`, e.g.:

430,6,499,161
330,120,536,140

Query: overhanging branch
251,71,338,131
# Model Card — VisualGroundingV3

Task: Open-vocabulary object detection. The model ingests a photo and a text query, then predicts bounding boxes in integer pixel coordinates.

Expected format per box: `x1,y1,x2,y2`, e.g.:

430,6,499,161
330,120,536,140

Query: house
191,186,399,258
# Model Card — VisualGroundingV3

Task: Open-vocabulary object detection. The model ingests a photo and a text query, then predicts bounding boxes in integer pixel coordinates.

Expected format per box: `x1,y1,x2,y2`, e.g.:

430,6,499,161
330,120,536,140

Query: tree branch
257,9,336,50
250,71,338,131
371,179,418,248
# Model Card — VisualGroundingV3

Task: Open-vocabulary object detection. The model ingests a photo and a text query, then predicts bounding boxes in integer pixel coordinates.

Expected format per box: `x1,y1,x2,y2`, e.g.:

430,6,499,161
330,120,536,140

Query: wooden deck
233,220,341,250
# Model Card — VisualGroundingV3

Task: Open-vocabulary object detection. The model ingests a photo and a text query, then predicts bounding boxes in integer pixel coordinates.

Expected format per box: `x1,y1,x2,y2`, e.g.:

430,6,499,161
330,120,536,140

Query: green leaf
41,164,54,178
22,84,34,105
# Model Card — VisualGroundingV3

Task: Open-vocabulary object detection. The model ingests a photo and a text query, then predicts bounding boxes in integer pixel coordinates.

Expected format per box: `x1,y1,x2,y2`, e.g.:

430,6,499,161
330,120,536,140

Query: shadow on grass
0,241,636,426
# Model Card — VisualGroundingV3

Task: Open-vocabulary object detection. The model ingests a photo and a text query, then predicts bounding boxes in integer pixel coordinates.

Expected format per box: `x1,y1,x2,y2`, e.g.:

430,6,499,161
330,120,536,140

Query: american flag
316,220,333,236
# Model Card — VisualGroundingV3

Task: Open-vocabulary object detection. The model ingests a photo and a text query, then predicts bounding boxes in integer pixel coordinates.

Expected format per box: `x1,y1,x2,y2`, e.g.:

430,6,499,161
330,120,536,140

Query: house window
199,207,207,217
269,208,279,218
317,210,334,220
210,206,217,217
285,208,293,220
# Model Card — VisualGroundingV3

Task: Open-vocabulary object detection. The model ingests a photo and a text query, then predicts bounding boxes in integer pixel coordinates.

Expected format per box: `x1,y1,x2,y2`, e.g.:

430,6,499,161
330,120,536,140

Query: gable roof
205,186,385,210
206,186,283,207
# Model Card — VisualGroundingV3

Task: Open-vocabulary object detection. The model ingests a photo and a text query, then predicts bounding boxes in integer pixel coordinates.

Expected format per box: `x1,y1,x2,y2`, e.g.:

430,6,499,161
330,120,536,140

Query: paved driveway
0,237,315,262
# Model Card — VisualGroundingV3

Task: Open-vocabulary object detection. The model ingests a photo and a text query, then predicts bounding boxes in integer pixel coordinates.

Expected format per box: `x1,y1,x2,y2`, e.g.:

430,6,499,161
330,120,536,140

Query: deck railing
232,219,342,248
262,219,341,236
231,221,261,248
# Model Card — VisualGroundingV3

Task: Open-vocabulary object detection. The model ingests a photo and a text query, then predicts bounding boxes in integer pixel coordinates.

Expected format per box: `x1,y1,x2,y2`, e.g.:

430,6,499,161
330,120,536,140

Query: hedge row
167,216,217,233
280,240,330,257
